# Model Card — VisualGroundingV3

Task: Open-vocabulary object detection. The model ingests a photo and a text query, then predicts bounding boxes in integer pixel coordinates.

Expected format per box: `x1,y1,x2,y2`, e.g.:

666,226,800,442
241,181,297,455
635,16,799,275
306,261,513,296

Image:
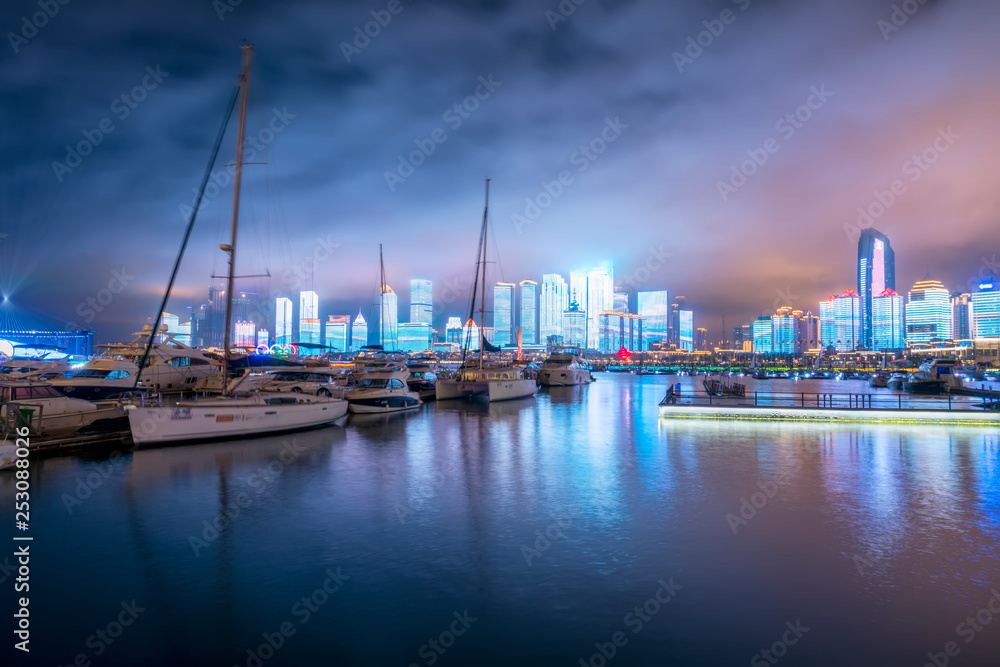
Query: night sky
1,0,998,343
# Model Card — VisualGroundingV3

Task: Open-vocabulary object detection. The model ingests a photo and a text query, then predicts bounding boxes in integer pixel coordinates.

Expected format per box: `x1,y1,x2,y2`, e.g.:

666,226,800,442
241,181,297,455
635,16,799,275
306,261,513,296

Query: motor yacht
96,324,221,393
48,358,140,400
404,356,439,401
345,369,421,413
537,346,594,387
1,380,125,436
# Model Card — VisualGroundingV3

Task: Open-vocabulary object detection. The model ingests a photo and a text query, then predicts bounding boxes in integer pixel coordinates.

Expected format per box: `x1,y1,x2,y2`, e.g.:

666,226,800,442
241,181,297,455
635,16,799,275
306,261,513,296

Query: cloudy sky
1,0,998,343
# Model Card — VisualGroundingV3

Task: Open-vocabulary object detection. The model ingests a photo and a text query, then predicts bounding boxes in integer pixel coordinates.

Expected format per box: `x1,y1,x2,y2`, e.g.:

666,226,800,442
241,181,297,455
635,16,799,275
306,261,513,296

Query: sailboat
435,180,538,402
126,46,348,446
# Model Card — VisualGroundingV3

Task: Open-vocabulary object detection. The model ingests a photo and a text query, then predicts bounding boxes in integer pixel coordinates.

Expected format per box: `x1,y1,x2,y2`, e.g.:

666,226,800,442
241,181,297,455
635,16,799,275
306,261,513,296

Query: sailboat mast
221,44,253,396
479,179,490,370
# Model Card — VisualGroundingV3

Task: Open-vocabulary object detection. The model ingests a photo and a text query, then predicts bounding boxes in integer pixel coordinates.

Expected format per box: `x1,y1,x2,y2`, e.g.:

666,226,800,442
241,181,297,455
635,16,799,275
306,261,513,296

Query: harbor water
3,373,999,666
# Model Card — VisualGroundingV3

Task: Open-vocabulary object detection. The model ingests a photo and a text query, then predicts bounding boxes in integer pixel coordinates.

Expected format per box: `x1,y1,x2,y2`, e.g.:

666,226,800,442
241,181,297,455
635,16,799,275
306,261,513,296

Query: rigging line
132,80,241,390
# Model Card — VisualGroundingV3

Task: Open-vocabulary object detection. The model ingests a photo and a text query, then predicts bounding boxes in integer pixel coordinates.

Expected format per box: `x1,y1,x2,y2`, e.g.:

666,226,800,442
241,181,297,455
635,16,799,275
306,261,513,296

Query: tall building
207,285,226,348
857,228,896,348
445,316,463,344
819,297,836,349
350,311,368,352
570,270,587,338
637,290,669,350
695,328,708,351
298,291,320,345
613,288,629,314
971,278,1000,338
795,311,819,353
398,322,432,353
540,274,568,343
234,321,255,348
519,280,538,345
834,290,862,351
669,296,686,347
324,315,350,353
275,297,293,345
409,279,433,325
905,279,952,344
256,329,269,348
600,312,643,352
678,310,694,352
379,285,398,349
562,293,587,346
233,292,251,324
871,289,904,350
461,319,481,351
493,282,515,347
772,307,795,354
752,316,773,354
586,263,613,348
952,293,973,340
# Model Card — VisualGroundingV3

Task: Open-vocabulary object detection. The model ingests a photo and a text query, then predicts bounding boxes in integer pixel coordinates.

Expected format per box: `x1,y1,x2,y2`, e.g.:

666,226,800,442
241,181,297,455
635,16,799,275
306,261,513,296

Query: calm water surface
2,374,999,666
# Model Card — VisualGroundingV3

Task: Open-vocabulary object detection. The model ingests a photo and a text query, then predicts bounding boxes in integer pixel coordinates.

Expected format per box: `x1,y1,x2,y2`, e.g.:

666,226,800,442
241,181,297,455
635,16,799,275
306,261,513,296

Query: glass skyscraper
871,289,904,350
540,274,567,344
637,290,669,350
493,282,515,347
857,228,895,348
834,290,861,351
904,279,952,344
971,279,1000,338
679,310,694,352
445,316,463,344
772,308,795,354
350,311,368,351
819,297,836,349
586,263,613,348
398,322,432,353
562,293,586,346
299,291,320,345
409,279,433,325
379,285,398,349
952,293,973,339
324,315,350,353
275,297,293,345
752,316,773,354
519,280,537,345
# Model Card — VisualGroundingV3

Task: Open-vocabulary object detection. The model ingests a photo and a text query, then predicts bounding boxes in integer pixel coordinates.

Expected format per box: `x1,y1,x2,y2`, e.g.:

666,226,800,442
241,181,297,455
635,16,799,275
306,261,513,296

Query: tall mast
221,45,253,396
479,179,490,370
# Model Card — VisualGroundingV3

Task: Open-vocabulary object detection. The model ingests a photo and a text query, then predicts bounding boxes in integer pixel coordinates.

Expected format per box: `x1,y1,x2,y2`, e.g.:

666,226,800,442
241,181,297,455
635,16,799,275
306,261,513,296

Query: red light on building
616,345,632,361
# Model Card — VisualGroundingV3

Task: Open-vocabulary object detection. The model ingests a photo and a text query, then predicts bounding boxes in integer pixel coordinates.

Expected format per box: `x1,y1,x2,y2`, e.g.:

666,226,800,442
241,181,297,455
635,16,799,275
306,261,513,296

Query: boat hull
538,369,593,387
127,397,348,445
347,396,421,414
435,378,537,402
902,381,947,395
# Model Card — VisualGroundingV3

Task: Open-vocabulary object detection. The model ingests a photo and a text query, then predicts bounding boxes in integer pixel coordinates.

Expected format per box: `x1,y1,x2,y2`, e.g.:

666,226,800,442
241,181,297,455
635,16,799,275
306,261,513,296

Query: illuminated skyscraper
540,274,568,342
207,285,226,348
678,310,694,352
857,228,895,347
461,319,481,351
379,285,398,349
324,315,350,353
409,279,433,325
256,329,269,348
586,263,613,348
562,293,587,346
795,311,819,353
637,290,669,350
599,312,643,353
819,297,836,348
834,290,862,351
952,293,973,340
772,307,795,354
613,289,629,313
871,289,904,350
493,282,515,347
298,291,320,345
275,297,293,345
445,316,463,344
570,270,587,335
234,321,255,348
971,278,1000,338
752,316,773,354
398,322,432,353
519,280,537,345
350,311,368,351
904,279,952,344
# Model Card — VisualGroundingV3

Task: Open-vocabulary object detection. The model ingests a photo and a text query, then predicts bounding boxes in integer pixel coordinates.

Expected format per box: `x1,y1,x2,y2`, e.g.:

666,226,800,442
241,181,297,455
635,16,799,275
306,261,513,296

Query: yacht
345,369,421,413
1,380,125,436
405,356,440,401
0,358,72,381
901,371,947,394
126,46,348,446
97,324,221,393
917,358,963,391
49,358,140,400
886,372,909,390
537,346,594,386
350,346,406,383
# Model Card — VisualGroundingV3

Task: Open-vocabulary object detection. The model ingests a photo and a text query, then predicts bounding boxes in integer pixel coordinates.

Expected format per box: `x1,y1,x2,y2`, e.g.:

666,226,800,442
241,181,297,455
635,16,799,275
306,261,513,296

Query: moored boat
538,345,593,387
345,369,421,413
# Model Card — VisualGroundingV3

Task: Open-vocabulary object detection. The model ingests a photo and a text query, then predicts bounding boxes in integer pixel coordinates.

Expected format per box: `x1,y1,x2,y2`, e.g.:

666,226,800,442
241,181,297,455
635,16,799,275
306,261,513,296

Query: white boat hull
3,402,125,437
127,396,348,445
538,369,593,387
435,378,537,402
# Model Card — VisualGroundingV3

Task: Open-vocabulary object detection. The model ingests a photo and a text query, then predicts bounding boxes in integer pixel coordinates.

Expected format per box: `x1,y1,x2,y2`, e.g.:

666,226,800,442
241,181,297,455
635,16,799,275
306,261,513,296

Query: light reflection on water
2,373,998,666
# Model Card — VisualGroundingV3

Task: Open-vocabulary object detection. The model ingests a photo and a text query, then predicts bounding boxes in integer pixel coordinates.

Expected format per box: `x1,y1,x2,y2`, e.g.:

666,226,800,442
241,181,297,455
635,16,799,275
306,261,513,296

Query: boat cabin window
107,370,131,380
73,369,111,379
308,373,333,382
9,385,64,400
358,378,388,389
167,357,191,367
389,379,405,389
270,372,308,382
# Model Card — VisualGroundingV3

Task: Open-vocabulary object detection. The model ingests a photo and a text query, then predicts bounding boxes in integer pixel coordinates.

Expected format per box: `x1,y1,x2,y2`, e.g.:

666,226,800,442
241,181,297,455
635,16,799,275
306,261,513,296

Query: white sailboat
435,180,538,402
127,46,347,446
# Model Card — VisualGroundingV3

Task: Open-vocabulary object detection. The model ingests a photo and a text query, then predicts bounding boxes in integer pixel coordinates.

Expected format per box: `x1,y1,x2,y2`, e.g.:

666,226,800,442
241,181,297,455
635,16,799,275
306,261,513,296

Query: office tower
971,277,1000,338
833,290,862,351
461,319,481,351
637,290,669,350
233,292,250,324
679,310,694,352
379,285,398,349
570,270,587,339
613,288,629,314
398,322,432,353
795,311,819,353
695,328,708,351
857,228,896,347
493,282,515,347
207,285,226,348
275,297,293,345
871,289,904,350
298,291,320,345
256,329,269,348
324,315,350,353
234,321,255,348
350,311,368,352
586,263,614,347
752,316,773,354
952,293,972,340
445,316,463,344
904,279,952,344
562,293,587,346
772,307,795,354
819,297,836,348
409,279,433,325
540,274,568,342
519,280,538,345
190,308,206,348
